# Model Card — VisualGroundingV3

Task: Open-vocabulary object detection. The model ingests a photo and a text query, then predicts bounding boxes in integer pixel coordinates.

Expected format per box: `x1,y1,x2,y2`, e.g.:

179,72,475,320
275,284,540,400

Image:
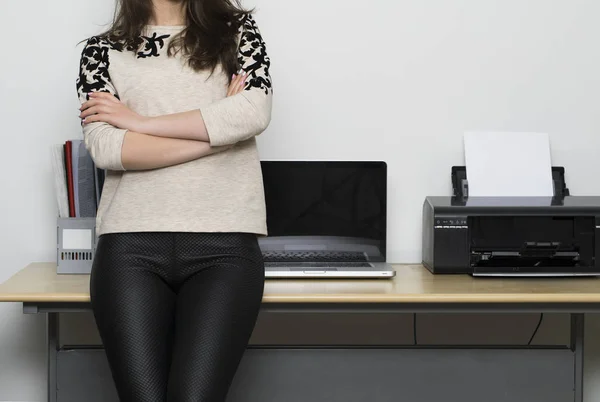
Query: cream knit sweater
76,14,272,236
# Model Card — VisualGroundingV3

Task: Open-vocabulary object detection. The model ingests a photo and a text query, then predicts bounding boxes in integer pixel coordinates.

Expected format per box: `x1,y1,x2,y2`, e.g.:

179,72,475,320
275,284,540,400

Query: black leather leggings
89,232,265,402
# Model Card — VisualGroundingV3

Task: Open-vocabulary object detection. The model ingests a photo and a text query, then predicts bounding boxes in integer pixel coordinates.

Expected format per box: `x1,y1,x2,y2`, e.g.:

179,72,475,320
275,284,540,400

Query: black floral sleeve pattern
137,33,170,58
76,36,120,102
237,14,272,95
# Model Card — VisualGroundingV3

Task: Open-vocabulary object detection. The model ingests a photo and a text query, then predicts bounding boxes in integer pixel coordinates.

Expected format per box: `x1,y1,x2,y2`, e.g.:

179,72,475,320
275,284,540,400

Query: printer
422,166,600,276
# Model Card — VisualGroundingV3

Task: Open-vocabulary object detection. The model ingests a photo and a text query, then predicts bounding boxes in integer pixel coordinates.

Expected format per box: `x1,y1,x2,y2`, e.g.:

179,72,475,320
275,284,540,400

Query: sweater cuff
110,128,127,171
200,97,238,147
84,124,128,171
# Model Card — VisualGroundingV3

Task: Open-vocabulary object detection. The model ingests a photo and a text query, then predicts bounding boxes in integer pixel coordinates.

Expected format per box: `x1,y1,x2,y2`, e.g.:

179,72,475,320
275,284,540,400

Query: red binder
64,141,75,217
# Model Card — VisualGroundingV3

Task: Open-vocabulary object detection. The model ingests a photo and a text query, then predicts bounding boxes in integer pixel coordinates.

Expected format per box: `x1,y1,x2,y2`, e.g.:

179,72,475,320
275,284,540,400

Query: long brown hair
103,0,251,78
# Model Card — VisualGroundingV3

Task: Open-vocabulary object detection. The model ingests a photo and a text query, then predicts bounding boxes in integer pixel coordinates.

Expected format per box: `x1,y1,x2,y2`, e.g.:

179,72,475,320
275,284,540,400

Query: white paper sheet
51,145,69,218
463,131,554,197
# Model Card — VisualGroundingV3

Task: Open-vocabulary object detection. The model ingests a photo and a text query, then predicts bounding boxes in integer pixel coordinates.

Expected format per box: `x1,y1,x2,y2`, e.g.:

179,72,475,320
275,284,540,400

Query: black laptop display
259,161,394,278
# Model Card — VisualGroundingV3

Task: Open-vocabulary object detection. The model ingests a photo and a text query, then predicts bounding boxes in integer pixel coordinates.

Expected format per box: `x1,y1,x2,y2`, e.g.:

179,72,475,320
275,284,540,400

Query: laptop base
265,263,396,279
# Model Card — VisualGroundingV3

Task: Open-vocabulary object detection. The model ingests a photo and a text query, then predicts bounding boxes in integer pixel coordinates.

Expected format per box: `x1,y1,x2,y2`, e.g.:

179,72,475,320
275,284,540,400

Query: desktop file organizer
57,217,97,274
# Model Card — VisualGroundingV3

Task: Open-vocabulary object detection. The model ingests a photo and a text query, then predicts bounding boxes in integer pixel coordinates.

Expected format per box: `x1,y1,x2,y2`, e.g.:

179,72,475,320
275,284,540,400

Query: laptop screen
259,161,387,262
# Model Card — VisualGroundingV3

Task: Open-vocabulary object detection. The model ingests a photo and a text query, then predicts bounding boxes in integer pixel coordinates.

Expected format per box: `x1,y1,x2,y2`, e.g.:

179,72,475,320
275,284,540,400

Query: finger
79,101,93,111
229,73,243,92
233,73,246,95
89,92,120,103
89,92,113,100
82,98,115,112
83,114,109,125
227,74,238,96
238,73,247,90
79,99,107,111
80,105,110,119
229,72,245,95
80,107,99,119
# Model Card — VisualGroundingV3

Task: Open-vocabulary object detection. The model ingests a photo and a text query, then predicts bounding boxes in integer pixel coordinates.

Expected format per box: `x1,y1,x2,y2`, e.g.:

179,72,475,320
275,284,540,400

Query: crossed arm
78,74,247,170
76,14,272,171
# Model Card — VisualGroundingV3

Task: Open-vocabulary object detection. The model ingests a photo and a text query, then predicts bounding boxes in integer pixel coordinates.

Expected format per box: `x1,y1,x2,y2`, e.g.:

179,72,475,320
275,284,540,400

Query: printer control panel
434,217,468,229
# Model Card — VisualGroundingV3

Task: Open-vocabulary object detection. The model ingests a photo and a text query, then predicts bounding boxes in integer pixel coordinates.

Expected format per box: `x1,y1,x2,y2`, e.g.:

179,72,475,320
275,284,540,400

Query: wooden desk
2,262,600,305
1,263,597,402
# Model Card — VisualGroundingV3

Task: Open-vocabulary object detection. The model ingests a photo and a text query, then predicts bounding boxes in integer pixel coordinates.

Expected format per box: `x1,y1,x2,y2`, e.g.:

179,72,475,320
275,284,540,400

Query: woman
76,0,272,400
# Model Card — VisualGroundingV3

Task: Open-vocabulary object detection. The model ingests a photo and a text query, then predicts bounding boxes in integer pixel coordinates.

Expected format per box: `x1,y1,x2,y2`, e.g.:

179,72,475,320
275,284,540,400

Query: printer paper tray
469,249,597,276
471,261,599,277
472,252,579,267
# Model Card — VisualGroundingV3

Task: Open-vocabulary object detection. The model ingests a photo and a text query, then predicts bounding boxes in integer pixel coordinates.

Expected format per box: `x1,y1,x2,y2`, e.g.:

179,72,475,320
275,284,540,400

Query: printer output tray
468,215,599,277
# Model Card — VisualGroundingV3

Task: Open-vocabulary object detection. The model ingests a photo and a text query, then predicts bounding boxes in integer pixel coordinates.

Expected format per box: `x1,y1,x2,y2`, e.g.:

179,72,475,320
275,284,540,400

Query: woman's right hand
227,71,247,96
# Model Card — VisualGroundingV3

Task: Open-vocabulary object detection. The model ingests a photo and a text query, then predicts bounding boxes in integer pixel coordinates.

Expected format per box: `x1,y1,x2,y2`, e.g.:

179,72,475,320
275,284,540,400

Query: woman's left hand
80,92,147,132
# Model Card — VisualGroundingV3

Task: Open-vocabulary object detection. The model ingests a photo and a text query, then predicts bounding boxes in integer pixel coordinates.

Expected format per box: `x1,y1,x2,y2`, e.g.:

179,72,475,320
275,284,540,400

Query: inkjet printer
422,166,600,276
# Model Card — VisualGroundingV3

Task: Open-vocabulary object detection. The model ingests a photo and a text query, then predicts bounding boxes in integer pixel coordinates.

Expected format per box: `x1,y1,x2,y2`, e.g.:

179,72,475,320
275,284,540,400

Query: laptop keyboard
262,251,367,262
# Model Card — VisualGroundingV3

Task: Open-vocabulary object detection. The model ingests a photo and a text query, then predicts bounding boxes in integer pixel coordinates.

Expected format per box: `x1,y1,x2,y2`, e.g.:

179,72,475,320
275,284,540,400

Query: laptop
259,161,395,279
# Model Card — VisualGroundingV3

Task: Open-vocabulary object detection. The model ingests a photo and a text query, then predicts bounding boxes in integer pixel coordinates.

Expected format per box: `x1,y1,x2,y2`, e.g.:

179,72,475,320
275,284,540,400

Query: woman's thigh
167,233,265,402
90,232,176,402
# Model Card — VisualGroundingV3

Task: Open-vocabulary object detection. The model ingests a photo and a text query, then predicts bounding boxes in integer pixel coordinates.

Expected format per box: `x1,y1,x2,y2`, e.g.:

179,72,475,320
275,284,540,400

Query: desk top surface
1,263,599,304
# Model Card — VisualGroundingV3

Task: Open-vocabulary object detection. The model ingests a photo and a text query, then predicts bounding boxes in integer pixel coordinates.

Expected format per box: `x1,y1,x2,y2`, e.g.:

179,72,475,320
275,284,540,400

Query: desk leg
571,313,584,402
47,312,58,402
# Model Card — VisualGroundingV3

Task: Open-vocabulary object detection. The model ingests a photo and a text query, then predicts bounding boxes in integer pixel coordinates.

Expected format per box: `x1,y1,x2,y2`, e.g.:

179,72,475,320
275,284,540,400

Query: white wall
1,0,600,400
0,1,116,400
